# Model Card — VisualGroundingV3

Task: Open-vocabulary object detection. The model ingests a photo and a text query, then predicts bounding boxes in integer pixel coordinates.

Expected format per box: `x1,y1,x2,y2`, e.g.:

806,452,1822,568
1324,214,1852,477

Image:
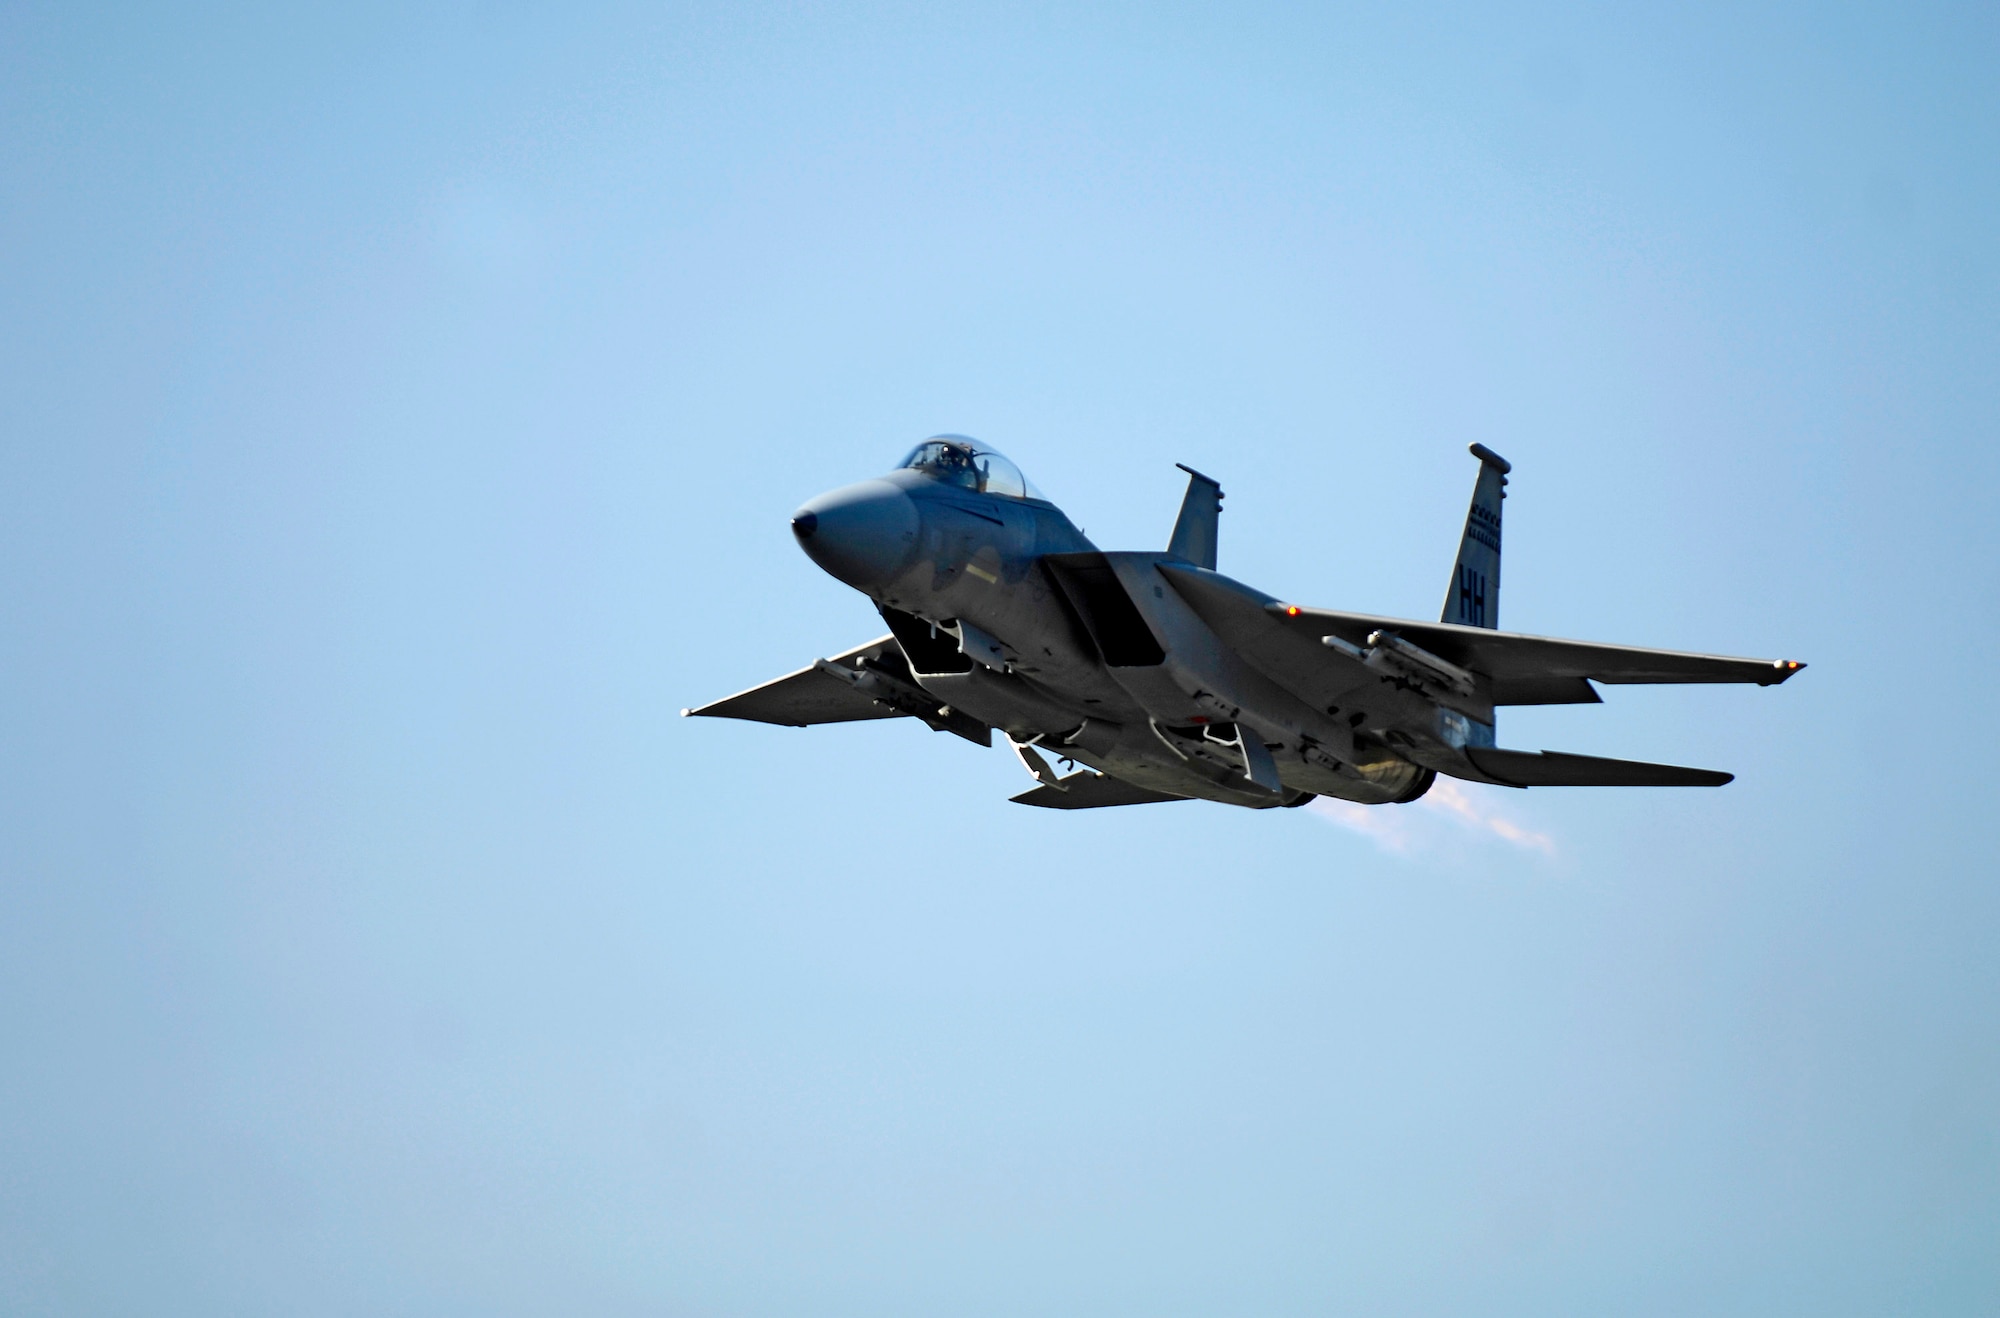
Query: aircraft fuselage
792,467,1439,808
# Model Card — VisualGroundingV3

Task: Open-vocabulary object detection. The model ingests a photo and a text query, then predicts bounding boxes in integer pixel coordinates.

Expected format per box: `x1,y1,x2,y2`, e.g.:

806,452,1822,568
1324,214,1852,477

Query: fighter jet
686,437,1803,810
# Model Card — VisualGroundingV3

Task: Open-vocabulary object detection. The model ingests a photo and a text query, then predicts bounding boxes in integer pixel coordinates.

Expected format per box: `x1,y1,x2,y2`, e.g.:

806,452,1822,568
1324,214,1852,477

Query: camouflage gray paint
688,438,1804,810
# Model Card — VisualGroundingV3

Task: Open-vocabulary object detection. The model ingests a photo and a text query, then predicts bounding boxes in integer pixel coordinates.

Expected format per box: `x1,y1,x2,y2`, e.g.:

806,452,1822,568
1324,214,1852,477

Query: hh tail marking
1443,444,1509,630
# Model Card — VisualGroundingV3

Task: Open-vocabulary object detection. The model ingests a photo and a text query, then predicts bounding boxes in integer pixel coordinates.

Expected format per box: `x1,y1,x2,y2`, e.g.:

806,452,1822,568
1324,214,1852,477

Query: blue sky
2,4,1996,1314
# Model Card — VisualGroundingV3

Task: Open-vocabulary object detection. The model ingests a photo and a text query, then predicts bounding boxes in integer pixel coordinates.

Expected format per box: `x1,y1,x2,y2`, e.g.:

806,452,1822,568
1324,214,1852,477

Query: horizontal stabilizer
1466,748,1733,788
1012,771,1189,809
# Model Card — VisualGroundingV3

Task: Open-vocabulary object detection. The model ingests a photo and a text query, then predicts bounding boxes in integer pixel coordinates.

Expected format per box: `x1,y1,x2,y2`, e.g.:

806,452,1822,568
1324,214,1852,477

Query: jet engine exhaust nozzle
791,480,921,590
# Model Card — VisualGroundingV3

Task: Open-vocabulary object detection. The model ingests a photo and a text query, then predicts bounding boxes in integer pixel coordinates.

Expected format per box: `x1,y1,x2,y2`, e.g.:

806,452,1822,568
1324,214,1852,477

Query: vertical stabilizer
1442,444,1509,628
1168,463,1223,569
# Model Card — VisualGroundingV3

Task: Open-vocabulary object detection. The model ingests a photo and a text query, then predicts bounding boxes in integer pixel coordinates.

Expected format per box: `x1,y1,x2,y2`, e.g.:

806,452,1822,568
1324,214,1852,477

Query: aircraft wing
1159,564,1804,707
684,636,909,726
685,635,993,744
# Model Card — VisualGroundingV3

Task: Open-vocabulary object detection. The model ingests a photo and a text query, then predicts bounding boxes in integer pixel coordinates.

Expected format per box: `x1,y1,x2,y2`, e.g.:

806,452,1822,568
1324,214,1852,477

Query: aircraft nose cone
791,480,921,590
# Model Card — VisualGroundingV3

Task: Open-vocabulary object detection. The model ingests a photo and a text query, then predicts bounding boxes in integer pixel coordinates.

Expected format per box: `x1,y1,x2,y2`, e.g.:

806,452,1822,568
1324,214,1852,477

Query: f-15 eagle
688,439,1803,810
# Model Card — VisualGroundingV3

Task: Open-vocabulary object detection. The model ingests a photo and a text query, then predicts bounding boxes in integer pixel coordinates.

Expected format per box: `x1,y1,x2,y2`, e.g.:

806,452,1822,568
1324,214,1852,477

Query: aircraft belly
875,525,1449,807
911,666,1095,742
1283,751,1435,804
1071,744,1292,808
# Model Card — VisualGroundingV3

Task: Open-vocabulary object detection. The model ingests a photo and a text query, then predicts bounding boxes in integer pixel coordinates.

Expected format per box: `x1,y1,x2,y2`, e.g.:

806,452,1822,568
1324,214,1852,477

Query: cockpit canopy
897,436,1043,501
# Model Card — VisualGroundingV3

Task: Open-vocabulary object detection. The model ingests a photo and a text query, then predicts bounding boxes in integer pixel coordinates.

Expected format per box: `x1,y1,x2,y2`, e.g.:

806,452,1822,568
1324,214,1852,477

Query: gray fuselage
792,467,1448,808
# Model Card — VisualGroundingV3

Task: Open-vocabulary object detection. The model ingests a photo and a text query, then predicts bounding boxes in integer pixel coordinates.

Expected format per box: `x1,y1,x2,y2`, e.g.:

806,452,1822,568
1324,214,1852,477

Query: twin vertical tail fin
1167,463,1223,570
1442,443,1509,629
1166,451,1504,623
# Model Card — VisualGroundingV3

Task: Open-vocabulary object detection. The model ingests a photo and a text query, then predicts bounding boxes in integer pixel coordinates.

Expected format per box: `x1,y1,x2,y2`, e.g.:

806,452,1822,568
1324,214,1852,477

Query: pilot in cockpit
934,442,983,489
899,436,1040,500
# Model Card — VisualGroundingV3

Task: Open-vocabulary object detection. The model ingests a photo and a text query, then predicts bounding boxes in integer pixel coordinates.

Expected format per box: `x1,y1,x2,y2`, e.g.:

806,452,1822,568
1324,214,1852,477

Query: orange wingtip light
1284,605,1301,616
